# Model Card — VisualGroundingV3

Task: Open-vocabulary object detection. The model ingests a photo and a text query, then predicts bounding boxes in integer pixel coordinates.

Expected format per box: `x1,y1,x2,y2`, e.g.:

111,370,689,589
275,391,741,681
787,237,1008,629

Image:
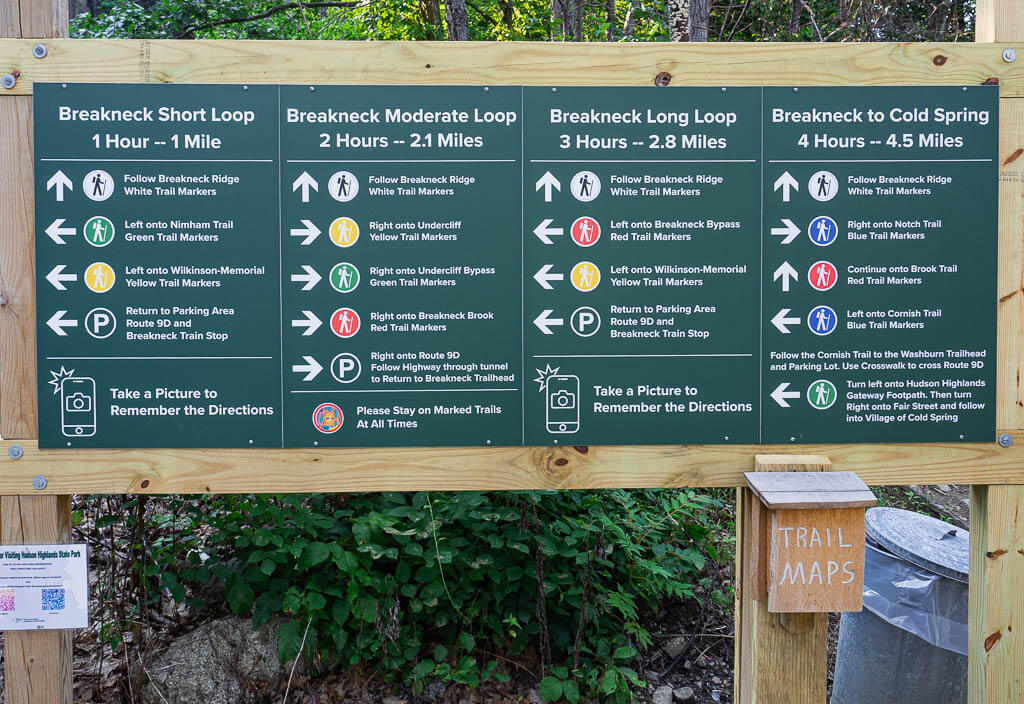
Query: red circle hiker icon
808,261,838,291
570,216,601,247
330,308,361,338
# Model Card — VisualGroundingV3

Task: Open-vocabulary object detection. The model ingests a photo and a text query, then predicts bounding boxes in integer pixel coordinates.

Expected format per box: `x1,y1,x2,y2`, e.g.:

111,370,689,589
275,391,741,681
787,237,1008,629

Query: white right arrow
291,310,322,336
289,219,321,245
770,382,802,408
773,261,798,293
46,310,78,336
292,171,319,203
533,309,564,335
45,264,77,291
770,218,800,245
535,171,561,202
290,265,321,291
44,218,76,245
533,264,564,290
532,218,564,245
291,355,323,381
46,170,73,202
773,171,799,202
771,308,801,334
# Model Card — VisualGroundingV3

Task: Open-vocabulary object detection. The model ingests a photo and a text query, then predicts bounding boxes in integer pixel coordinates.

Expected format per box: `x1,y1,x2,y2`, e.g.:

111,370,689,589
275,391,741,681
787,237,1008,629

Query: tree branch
176,1,365,38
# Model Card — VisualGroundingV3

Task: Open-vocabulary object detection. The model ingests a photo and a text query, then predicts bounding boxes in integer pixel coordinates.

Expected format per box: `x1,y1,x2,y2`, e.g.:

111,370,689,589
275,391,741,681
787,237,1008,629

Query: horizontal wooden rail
0,40,1022,94
0,435,1022,494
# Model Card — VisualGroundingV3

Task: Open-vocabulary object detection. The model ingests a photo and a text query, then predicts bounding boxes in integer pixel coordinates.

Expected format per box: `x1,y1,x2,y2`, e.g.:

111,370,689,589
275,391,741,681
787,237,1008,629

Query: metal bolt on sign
999,433,1014,448
7,445,22,460
1,74,16,90
31,475,47,491
32,43,48,59
1004,47,1017,62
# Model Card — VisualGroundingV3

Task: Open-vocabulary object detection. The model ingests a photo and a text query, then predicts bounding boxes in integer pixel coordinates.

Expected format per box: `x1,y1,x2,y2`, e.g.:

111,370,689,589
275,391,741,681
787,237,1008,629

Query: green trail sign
33,83,997,449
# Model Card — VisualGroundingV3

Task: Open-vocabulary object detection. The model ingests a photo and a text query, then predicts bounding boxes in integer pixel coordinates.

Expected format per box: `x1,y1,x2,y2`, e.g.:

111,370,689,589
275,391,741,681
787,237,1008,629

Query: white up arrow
44,219,76,245
533,309,564,335
289,219,321,245
533,264,564,290
291,355,323,381
45,264,77,291
46,170,73,202
773,261,798,293
770,218,800,245
770,382,802,408
291,265,322,291
46,310,78,336
535,171,561,202
292,172,319,203
291,310,322,336
773,171,799,202
532,218,564,245
771,308,801,334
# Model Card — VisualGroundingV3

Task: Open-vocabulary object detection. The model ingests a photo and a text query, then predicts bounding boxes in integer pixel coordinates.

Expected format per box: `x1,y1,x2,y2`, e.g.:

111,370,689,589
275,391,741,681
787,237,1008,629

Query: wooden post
735,455,830,704
973,2,1024,703
0,2,73,704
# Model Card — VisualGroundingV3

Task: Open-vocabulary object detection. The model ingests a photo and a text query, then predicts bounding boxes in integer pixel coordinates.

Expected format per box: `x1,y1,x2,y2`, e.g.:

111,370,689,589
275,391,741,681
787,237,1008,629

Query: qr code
41,588,65,612
0,590,14,612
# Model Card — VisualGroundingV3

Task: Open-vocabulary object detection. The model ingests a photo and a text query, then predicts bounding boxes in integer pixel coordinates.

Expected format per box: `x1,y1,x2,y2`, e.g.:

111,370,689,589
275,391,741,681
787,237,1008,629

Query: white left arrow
533,309,564,335
45,219,76,245
46,310,78,336
770,382,802,408
291,355,323,381
291,310,322,336
292,171,319,203
533,264,564,290
770,218,800,245
773,261,798,293
535,171,561,202
532,219,564,245
290,265,321,291
771,308,801,334
45,264,77,291
46,170,72,202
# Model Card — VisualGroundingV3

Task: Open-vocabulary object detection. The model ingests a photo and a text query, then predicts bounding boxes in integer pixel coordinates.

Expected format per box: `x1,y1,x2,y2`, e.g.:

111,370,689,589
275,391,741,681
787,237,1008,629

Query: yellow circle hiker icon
329,217,359,247
84,262,116,293
570,261,600,292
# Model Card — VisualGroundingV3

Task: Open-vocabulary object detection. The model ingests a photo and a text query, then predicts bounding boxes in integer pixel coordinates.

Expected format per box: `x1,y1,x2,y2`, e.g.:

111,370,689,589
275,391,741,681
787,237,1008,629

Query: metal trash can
831,507,969,704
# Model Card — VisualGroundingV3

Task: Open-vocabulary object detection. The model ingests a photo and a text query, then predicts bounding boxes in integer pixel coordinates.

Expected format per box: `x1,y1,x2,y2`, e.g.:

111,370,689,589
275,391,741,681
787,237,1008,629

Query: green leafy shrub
183,489,727,701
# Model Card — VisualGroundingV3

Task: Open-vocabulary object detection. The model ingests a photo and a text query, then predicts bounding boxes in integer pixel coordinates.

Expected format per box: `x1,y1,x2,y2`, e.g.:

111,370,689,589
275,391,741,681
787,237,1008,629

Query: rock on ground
141,616,289,704
673,687,696,704
652,685,674,704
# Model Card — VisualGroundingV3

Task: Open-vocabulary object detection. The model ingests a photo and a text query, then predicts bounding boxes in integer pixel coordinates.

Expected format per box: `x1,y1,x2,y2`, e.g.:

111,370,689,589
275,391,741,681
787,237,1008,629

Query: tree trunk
789,0,800,36
498,0,514,32
445,0,468,40
605,0,615,39
551,0,575,40
669,0,689,41
689,0,709,41
622,0,640,36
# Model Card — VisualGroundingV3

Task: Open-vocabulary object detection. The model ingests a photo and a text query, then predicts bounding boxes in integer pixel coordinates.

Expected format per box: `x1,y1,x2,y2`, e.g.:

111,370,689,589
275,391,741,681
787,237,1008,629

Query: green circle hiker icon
83,216,115,247
330,262,360,293
807,379,837,410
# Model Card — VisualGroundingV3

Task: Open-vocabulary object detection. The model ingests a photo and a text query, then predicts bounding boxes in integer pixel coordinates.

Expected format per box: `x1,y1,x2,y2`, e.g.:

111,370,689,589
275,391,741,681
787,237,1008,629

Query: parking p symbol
570,306,601,338
331,353,361,383
84,307,116,339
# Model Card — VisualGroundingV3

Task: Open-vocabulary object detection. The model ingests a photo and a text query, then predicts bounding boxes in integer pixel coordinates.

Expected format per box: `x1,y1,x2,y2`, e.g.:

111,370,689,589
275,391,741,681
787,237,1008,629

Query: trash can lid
865,507,969,582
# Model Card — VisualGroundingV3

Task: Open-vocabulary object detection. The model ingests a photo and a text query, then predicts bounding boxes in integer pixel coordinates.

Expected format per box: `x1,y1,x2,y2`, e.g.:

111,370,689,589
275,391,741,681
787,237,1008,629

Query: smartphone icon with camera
60,377,96,438
546,374,580,434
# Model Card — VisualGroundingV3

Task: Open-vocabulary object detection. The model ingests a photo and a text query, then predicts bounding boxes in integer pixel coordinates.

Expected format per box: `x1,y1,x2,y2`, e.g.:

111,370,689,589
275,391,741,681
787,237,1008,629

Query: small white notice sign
0,544,88,630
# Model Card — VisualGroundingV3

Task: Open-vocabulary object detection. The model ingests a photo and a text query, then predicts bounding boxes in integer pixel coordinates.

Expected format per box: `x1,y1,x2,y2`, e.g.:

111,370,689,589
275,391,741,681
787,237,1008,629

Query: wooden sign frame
1,0,1022,701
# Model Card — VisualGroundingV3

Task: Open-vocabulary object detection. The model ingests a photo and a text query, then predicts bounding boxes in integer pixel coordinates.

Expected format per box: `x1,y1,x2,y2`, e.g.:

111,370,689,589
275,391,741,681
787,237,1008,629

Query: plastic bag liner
861,538,968,656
